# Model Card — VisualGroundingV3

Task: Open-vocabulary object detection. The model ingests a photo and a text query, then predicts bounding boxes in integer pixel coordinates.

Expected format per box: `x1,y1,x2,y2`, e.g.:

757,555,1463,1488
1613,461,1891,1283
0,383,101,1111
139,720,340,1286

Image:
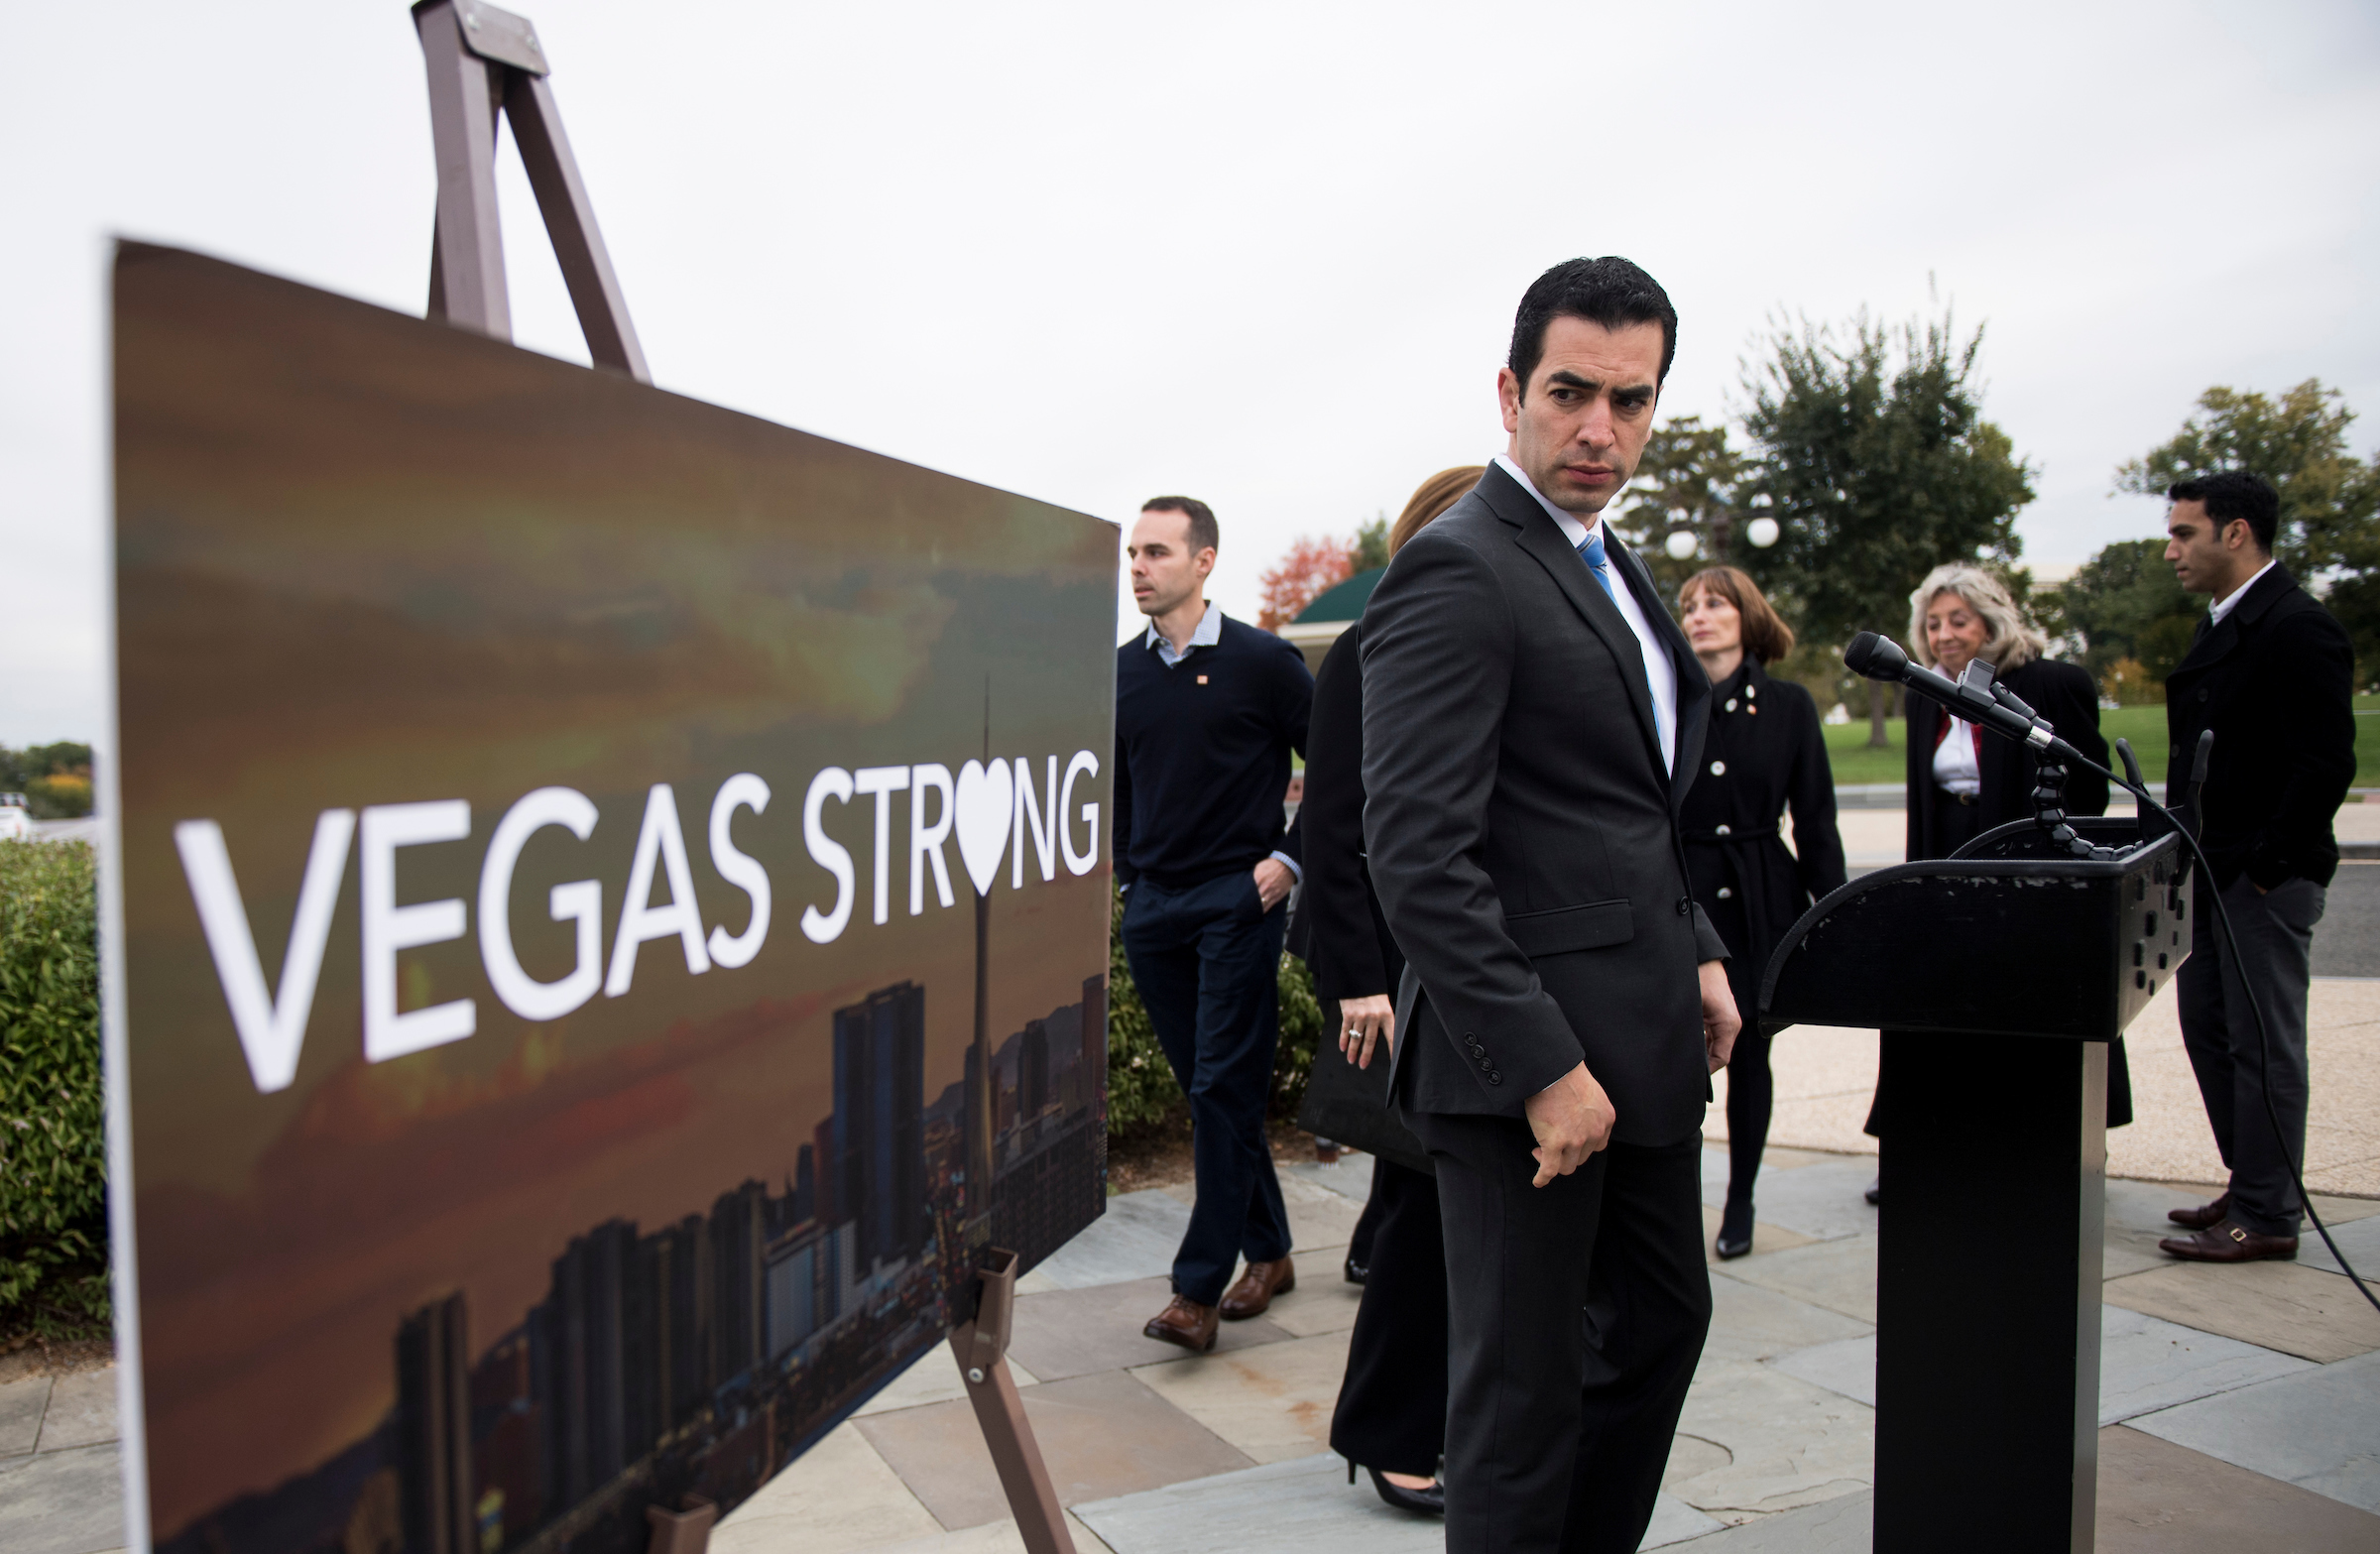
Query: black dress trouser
1328,1156,1448,1477
1409,1107,1712,1554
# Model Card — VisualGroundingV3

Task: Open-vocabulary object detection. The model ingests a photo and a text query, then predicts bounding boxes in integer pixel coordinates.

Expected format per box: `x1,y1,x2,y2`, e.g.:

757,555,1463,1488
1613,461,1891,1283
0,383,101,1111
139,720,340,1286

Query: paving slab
1669,1359,1873,1515
1710,1234,1877,1325
1072,1451,1721,1553
0,1442,128,1554
1701,1272,1871,1366
1278,1172,1368,1251
2300,1206,2380,1277
1766,1305,2314,1424
712,1420,944,1554
1006,1276,1294,1381
34,1369,116,1454
1030,1192,1192,1290
1256,1249,1364,1338
1700,1149,1879,1244
1129,1330,1352,1464
1281,1153,1376,1206
2096,1424,2380,1553
851,1510,1117,1554
0,1375,52,1458
1699,1205,1816,1264
854,1371,1252,1531
1667,1490,1872,1552
2126,1349,2380,1514
856,1344,1042,1418
2104,1258,2380,1363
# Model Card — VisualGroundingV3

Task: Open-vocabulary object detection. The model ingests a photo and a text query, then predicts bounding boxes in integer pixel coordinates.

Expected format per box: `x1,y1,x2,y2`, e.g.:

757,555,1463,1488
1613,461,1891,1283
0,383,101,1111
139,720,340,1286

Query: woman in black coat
1675,567,1846,1259
1863,563,2129,1180
1292,464,1483,1516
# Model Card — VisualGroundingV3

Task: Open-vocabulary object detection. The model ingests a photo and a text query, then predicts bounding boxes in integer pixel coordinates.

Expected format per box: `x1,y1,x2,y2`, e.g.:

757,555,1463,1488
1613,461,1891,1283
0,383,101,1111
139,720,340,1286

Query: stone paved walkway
705,1148,2380,1554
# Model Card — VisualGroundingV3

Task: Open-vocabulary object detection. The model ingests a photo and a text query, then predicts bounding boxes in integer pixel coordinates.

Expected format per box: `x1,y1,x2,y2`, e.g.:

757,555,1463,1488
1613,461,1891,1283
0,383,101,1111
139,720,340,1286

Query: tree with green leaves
2051,538,2200,682
1350,514,1390,574
1611,415,1749,598
2113,380,2380,674
1737,309,2037,745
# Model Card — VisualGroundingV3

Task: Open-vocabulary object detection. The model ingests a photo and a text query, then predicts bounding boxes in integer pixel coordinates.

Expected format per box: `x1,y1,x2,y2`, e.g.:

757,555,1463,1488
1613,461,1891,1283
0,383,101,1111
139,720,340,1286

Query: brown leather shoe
2158,1219,2298,1263
2167,1191,2231,1231
1219,1256,1296,1320
1142,1295,1220,1352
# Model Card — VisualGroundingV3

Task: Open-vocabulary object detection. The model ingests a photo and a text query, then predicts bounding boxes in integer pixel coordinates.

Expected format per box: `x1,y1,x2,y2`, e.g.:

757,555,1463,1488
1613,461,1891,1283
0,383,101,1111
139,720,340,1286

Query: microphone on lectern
1842,631,2095,768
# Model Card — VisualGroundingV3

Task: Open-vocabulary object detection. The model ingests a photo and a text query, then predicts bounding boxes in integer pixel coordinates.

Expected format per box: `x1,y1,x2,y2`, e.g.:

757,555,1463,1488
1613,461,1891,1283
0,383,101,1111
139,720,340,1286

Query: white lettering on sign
173,753,1104,1092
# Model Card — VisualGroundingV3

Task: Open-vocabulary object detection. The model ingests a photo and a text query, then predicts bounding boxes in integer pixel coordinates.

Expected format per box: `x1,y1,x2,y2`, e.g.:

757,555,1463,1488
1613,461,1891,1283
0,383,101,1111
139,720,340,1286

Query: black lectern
1760,817,2191,1554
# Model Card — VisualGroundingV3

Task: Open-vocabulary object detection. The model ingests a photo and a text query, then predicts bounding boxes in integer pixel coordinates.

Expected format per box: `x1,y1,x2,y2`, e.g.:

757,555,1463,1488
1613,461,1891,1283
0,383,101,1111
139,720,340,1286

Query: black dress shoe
2167,1191,2230,1231
1347,1459,1445,1515
1863,1176,1881,1207
2159,1219,2298,1263
1715,1197,1754,1260
1343,1255,1368,1285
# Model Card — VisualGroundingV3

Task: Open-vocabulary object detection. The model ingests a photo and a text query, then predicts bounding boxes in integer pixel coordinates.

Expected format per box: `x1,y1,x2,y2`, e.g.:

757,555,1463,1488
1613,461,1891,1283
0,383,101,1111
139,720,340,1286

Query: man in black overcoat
2157,470,2357,1262
1361,257,1738,1554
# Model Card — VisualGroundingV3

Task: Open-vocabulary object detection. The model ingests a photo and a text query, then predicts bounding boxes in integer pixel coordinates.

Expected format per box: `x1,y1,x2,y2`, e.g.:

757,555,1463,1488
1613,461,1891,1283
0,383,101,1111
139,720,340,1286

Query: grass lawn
1821,693,2380,791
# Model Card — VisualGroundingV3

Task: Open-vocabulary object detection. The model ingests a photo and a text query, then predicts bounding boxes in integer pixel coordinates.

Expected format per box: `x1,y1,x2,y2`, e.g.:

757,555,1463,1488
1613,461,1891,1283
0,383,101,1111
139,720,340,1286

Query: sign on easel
107,26,1116,1542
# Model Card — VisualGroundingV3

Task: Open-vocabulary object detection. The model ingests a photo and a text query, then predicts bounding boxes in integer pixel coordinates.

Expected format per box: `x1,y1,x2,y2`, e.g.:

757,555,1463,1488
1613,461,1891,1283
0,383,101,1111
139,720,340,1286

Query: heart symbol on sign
954,759,1014,896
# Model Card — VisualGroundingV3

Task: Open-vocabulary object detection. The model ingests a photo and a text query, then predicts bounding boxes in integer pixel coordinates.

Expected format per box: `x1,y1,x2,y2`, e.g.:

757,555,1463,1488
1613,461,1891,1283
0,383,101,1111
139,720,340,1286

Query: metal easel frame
408,9,1073,1551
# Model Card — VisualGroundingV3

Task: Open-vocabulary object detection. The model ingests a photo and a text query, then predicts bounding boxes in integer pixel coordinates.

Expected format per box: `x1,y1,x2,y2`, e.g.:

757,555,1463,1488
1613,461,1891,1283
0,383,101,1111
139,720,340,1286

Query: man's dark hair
2169,470,2279,553
1142,496,1219,555
1508,256,1678,396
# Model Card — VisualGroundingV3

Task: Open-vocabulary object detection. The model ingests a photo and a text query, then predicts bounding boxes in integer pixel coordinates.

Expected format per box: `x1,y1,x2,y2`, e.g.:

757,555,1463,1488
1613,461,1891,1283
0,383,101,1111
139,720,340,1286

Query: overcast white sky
4,0,2377,745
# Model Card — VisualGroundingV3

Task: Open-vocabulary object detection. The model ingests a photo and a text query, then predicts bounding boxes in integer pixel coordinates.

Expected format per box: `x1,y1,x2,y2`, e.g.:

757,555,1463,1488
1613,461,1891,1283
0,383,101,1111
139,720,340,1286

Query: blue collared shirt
1139,601,1302,884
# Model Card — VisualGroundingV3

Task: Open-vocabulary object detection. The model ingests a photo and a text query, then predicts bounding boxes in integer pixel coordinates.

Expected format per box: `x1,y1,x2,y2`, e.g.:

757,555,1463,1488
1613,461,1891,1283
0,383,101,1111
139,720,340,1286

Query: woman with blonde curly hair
1861,563,2126,1200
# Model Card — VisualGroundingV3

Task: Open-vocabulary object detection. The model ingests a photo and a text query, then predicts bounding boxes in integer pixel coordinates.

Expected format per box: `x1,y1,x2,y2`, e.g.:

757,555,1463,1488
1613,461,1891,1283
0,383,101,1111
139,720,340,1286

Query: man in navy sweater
1116,495,1313,1352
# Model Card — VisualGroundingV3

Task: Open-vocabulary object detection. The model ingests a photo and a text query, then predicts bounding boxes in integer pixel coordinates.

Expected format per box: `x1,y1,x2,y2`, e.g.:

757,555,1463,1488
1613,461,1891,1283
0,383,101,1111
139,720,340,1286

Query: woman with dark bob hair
1674,566,1845,1258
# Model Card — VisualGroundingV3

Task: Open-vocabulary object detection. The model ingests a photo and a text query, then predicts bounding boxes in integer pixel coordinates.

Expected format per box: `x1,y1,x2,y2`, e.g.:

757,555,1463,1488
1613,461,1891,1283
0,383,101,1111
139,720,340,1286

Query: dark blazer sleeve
1361,529,1582,1107
1904,694,1936,860
1301,628,1388,1006
1272,639,1315,871
2026,660,2108,818
1783,684,1847,898
2249,609,2358,888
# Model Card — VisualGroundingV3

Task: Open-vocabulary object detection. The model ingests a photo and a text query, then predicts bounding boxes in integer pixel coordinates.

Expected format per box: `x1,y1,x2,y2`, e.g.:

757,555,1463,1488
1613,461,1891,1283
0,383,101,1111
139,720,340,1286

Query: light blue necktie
1577,527,1617,599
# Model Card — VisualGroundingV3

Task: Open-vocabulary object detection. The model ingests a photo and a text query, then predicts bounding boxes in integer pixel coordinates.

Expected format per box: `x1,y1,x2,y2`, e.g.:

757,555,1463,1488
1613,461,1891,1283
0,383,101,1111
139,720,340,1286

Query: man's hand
1522,1061,1616,1188
1700,960,1741,1075
1338,995,1395,1069
1252,857,1294,910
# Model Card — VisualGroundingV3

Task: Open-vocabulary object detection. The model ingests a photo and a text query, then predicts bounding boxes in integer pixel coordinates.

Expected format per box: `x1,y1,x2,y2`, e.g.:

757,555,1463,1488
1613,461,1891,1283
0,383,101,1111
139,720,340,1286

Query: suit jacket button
1488,1073,1502,1086
1677,897,1691,915
2198,688,2209,701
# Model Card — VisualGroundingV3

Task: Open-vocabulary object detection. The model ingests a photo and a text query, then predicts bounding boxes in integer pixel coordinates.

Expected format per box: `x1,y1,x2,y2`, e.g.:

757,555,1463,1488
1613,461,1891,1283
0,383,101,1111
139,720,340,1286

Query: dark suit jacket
1360,463,1727,1145
1905,657,2108,861
1291,620,1404,1008
2165,563,2357,890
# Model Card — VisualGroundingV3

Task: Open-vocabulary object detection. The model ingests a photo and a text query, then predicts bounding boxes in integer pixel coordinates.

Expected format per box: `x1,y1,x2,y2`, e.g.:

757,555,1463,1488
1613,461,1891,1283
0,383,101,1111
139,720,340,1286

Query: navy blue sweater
1114,612,1312,891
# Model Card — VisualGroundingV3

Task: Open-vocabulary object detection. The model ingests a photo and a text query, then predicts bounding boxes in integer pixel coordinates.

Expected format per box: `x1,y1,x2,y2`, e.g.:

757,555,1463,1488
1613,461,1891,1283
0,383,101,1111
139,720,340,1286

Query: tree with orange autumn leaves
1255,537,1356,630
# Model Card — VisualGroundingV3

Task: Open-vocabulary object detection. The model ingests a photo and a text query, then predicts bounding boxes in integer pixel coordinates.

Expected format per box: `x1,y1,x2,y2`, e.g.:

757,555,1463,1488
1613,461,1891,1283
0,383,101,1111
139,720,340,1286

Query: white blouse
1933,715,1981,796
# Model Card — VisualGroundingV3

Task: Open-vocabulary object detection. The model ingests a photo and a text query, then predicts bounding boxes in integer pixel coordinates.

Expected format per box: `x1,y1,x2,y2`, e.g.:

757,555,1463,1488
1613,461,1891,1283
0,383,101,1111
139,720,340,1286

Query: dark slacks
1121,871,1294,1306
1409,1107,1711,1554
1329,1156,1448,1478
2179,874,2324,1236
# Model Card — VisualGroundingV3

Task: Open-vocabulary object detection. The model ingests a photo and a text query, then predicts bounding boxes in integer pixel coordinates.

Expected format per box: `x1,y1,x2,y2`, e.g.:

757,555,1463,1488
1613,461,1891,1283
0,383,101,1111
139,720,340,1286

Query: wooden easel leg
645,1493,716,1554
416,0,511,338
503,71,651,381
951,1250,1076,1554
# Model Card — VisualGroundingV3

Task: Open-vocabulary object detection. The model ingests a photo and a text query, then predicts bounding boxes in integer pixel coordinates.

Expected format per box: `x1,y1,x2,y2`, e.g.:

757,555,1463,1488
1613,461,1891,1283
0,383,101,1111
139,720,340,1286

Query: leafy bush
1105,882,1327,1139
0,840,110,1339
0,743,96,819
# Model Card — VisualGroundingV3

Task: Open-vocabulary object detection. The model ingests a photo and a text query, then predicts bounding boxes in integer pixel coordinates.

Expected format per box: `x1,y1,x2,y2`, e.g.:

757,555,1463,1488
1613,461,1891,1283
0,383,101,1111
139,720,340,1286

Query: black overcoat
1679,658,1846,1020
2163,563,2357,891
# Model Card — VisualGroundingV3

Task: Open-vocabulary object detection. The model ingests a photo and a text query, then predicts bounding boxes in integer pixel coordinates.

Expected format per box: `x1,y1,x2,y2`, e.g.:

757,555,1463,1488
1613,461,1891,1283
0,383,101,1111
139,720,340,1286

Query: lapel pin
1197,674,1209,685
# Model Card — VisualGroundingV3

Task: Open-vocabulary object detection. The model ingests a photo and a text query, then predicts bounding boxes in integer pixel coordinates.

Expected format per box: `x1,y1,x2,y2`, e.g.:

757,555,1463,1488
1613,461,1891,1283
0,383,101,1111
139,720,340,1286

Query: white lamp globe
1663,531,1699,560
1746,516,1781,549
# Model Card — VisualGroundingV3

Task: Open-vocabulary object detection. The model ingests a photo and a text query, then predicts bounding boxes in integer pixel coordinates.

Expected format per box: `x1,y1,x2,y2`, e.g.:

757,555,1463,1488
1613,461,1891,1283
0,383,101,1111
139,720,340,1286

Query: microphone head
1844,632,1909,680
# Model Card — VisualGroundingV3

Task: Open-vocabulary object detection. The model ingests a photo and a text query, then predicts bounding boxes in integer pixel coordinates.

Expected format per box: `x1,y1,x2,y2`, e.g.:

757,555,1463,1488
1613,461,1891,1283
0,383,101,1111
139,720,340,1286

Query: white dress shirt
1493,454,1679,774
2207,559,2277,628
1932,714,1982,796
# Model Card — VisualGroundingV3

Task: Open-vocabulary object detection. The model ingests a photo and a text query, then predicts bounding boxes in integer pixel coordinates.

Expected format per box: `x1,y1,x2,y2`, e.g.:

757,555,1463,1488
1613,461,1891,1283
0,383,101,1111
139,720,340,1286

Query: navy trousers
1121,870,1294,1306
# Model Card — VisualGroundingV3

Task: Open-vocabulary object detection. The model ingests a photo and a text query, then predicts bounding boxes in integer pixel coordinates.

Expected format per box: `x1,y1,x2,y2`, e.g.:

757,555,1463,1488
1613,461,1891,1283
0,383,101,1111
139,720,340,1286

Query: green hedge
1105,882,1323,1138
0,841,110,1339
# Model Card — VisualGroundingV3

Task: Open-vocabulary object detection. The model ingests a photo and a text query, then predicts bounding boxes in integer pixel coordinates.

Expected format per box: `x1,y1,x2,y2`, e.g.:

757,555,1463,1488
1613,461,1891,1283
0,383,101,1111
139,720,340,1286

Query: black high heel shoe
1347,1457,1446,1515
1714,1197,1754,1260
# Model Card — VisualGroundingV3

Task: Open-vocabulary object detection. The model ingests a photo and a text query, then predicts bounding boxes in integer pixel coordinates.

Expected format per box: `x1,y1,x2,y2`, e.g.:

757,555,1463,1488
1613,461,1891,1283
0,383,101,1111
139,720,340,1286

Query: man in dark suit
2157,470,2357,1263
1361,257,1738,1554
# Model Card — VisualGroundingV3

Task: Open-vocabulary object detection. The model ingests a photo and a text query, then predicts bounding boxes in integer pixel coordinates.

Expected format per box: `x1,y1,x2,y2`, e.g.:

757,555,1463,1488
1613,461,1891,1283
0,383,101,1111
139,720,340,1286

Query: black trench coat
1679,657,1847,1019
